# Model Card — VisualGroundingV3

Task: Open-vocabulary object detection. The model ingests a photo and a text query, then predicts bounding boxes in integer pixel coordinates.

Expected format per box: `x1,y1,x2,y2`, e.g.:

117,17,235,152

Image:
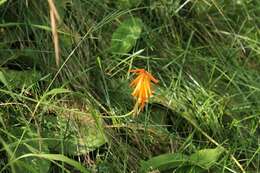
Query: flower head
129,69,158,113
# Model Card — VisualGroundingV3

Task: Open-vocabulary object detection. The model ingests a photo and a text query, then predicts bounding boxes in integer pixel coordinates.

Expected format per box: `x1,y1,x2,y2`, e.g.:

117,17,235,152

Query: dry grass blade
48,0,60,67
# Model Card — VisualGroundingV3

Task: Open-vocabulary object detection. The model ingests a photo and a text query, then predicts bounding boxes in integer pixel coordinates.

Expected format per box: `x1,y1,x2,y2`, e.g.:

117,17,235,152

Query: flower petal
129,69,158,113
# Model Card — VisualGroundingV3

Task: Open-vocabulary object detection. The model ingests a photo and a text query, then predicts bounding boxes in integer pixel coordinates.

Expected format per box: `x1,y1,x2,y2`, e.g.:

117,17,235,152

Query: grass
0,0,259,173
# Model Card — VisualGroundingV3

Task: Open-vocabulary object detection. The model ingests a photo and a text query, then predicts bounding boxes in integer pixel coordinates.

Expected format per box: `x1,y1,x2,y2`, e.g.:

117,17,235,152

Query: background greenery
0,0,259,172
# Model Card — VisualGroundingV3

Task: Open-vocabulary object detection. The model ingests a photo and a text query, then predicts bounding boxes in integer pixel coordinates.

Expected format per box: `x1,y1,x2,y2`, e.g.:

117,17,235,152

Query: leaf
189,147,224,169
140,147,224,172
110,17,143,54
0,0,7,6
0,68,42,89
7,127,50,173
14,154,90,173
43,109,107,155
140,153,189,173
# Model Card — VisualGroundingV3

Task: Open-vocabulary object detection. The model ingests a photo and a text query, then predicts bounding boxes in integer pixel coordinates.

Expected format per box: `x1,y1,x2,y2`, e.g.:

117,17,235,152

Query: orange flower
130,69,158,113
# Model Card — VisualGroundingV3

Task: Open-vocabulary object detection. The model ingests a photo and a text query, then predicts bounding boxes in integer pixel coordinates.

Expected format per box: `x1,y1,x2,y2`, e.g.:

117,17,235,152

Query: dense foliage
0,0,259,172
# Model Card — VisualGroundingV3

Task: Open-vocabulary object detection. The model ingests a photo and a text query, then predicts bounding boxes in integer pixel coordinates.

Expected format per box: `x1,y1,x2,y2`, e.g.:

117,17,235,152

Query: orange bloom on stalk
130,69,158,113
